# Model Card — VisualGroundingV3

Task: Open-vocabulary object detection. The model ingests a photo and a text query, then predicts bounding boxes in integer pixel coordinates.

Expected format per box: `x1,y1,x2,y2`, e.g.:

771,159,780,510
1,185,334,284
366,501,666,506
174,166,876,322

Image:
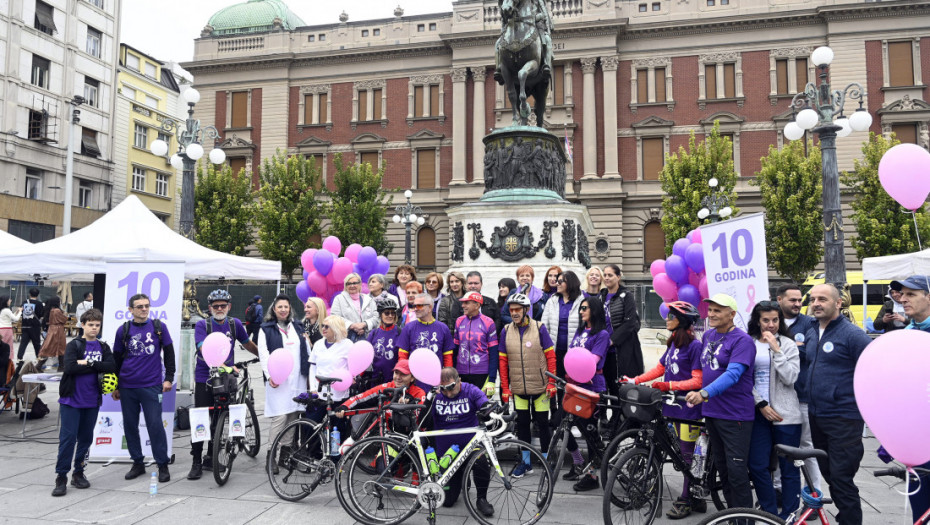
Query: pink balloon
333,368,353,391
855,330,930,466
878,143,930,211
348,341,375,376
690,228,702,244
652,273,678,301
327,269,342,286
688,271,702,288
201,332,231,367
267,348,294,385
332,257,354,283
308,271,328,295
322,236,343,256
564,347,596,383
649,259,666,278
698,302,709,319
344,244,363,263
408,348,441,385
698,275,709,299
300,248,317,273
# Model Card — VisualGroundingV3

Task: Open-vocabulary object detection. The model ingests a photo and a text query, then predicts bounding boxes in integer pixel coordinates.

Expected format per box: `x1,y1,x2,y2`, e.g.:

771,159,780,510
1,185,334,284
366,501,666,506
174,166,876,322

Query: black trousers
18,325,42,360
706,417,754,509
514,393,552,452
191,382,217,460
810,416,865,525
602,351,620,425
460,374,488,390
246,323,260,344
443,453,490,507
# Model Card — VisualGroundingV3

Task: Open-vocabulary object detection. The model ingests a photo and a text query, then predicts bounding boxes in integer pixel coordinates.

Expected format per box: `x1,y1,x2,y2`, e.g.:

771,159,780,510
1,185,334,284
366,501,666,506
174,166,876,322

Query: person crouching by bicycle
562,296,611,492
429,367,495,517
746,302,803,519
188,290,258,481
629,301,704,519
684,294,756,511
334,360,426,436
499,293,556,479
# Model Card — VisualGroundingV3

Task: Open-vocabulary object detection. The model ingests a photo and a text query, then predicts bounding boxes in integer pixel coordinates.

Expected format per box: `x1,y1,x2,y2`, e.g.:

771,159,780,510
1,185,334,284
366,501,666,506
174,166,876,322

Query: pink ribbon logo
746,285,756,312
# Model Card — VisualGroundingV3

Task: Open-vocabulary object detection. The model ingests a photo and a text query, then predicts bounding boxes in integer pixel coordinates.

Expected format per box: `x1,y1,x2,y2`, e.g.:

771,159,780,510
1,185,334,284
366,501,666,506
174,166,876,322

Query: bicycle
339,401,553,525
602,383,724,525
209,357,261,485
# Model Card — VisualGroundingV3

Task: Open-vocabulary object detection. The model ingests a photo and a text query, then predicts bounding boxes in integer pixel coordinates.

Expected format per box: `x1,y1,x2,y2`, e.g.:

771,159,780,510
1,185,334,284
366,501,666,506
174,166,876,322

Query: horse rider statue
494,0,553,85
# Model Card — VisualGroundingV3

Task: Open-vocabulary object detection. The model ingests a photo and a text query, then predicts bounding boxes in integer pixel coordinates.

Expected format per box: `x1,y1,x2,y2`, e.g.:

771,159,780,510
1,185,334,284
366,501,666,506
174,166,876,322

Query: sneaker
125,463,146,480
690,496,707,514
476,497,494,517
187,462,202,480
158,464,170,483
52,475,67,497
511,462,534,479
666,497,691,520
71,471,90,489
562,464,583,481
573,474,599,492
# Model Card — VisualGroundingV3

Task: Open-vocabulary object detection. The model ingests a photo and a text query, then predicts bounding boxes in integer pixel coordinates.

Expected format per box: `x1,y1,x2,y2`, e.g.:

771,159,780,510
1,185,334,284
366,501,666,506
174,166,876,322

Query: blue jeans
910,460,930,523
119,386,169,465
749,412,801,519
56,404,99,475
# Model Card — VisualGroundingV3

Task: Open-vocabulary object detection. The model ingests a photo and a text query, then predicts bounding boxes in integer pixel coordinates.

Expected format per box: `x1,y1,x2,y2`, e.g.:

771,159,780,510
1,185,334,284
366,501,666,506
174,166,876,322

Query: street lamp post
150,88,226,239
783,46,872,286
392,190,426,265
698,177,733,223
63,95,85,235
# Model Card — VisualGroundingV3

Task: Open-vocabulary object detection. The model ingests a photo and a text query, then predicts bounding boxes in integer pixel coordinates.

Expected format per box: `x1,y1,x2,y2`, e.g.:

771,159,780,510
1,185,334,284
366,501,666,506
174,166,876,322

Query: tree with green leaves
253,150,324,281
840,132,930,260
326,153,394,255
752,140,823,283
660,122,739,254
193,162,254,256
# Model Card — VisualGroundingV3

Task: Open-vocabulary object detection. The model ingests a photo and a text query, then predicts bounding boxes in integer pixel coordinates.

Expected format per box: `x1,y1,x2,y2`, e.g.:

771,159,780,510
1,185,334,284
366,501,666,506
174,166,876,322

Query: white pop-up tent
862,248,930,281
0,229,32,250
0,196,281,281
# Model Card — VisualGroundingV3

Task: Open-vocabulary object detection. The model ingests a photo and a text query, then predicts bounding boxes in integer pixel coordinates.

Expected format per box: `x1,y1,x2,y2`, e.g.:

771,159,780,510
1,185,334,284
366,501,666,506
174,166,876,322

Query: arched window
417,226,436,269
643,221,666,269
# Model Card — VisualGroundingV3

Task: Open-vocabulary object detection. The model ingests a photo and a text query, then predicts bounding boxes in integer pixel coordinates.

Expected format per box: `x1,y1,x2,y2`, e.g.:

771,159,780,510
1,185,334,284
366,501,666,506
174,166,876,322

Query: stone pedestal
481,127,567,202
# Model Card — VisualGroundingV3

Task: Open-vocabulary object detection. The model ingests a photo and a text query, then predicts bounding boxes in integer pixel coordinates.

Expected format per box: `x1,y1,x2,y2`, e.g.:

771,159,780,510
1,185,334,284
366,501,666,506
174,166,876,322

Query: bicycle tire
341,436,422,525
335,435,409,524
243,400,260,457
696,507,785,524
462,438,553,525
545,421,569,485
602,446,663,525
706,457,726,511
600,425,646,489
213,410,234,486
267,419,325,502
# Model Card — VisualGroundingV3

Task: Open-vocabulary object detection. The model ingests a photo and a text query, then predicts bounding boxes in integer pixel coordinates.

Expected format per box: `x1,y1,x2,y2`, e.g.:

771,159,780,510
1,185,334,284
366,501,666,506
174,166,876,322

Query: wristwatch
699,389,709,401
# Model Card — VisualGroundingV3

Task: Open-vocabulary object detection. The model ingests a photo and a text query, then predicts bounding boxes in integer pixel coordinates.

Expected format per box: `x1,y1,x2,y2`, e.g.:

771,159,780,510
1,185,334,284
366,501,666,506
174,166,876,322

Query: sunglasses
133,304,150,310
346,281,361,286
557,278,565,284
579,306,589,311
321,324,331,330
427,280,439,284
412,304,429,310
439,381,457,391
382,311,397,316
666,313,678,321
212,303,229,309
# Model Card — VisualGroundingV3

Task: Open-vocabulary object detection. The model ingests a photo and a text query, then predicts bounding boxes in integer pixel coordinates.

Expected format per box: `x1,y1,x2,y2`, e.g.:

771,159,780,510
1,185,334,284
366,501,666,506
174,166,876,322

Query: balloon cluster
878,143,930,212
649,228,710,318
296,236,392,305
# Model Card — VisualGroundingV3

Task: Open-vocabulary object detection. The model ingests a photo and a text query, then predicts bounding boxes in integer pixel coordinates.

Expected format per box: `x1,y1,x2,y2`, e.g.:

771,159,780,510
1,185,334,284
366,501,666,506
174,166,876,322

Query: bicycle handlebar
235,358,260,368
545,371,566,386
874,466,930,480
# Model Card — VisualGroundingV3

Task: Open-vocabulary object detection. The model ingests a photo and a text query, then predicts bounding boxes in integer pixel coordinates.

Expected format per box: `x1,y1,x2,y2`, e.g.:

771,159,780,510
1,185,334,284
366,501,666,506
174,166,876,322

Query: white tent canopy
862,248,930,281
0,196,281,281
0,229,31,249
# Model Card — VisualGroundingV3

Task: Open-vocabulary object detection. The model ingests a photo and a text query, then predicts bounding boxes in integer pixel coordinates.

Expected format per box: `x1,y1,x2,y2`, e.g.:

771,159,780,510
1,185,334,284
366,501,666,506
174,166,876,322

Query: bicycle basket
563,383,599,419
209,371,239,396
619,383,663,423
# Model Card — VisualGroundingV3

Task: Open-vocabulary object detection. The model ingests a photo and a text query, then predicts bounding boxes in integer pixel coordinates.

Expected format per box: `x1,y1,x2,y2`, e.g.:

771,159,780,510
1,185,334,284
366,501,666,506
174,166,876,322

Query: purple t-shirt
194,317,250,383
700,327,756,421
367,325,401,384
397,319,454,388
660,339,703,421
113,320,174,389
556,297,573,354
59,340,103,409
569,328,610,392
432,381,488,454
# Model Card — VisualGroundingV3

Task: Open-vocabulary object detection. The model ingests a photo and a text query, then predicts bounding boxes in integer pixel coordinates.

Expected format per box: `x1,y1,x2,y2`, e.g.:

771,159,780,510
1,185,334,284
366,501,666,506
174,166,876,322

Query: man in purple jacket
453,292,499,395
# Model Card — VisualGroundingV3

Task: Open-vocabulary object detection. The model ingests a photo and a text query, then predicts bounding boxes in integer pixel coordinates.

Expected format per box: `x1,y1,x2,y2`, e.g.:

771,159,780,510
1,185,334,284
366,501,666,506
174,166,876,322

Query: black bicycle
210,358,261,485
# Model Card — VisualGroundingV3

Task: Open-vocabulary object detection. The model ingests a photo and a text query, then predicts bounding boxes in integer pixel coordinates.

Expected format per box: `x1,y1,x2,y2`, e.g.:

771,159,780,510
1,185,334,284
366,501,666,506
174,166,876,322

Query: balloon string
913,211,925,251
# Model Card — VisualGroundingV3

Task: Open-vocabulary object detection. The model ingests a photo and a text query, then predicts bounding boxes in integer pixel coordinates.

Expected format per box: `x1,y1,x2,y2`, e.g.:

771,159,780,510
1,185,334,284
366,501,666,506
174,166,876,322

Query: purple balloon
672,238,691,258
678,284,701,307
313,250,334,276
296,280,312,302
358,247,378,270
685,243,705,274
375,255,390,275
665,255,689,285
659,302,670,319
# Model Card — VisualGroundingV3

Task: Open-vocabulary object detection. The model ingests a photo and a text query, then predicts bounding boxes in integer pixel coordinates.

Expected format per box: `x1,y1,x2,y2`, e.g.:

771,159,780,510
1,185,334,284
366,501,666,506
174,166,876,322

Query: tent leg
862,281,867,326
93,274,106,311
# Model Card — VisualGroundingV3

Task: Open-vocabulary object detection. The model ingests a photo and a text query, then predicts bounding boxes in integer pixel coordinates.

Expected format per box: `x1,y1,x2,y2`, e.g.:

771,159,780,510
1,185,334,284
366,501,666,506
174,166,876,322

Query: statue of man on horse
493,0,554,127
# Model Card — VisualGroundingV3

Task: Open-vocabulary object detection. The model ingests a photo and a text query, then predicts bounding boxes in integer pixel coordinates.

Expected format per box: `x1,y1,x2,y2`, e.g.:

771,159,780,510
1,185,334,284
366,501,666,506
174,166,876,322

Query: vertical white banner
91,261,184,460
701,213,770,330
189,407,211,443
228,404,247,438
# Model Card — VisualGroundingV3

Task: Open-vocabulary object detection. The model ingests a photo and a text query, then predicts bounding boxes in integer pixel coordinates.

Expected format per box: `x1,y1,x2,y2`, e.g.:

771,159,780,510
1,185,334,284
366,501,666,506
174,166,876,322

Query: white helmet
506,293,531,309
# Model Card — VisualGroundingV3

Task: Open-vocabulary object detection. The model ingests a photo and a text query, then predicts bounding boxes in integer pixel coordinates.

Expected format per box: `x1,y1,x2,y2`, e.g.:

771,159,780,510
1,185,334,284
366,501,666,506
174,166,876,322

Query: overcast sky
121,0,449,65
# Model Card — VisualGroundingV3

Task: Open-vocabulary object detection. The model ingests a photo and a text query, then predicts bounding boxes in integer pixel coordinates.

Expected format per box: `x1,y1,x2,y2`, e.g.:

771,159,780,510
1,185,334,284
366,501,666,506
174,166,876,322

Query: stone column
601,56,620,179
472,66,487,185
581,57,598,179
451,67,469,185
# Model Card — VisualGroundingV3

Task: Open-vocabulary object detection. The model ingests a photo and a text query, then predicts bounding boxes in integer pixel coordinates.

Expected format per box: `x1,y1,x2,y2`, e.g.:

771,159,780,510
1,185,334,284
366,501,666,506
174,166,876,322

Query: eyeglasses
346,281,361,286
439,381,457,391
321,324,331,330
412,304,429,310
579,306,589,312
427,280,439,284
382,311,397,316
133,304,150,310
211,303,229,309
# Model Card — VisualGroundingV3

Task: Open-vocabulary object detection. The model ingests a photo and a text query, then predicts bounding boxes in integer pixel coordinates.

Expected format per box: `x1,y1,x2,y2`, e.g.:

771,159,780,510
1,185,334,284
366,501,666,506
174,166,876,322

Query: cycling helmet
666,301,701,327
207,289,232,304
99,373,118,394
506,293,531,309
376,295,400,313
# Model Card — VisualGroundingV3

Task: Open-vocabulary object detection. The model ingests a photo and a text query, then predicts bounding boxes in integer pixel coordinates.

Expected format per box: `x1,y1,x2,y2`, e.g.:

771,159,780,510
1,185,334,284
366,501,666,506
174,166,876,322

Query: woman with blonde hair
424,272,445,318
302,297,327,347
583,267,606,297
331,273,378,342
308,315,353,439
438,271,466,332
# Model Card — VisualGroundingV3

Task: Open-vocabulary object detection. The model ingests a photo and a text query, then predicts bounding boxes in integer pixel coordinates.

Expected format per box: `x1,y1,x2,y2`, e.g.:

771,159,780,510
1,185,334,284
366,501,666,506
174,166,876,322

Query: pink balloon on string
300,249,317,272
878,143,930,211
408,348,441,386
690,228,702,244
348,341,375,376
653,273,678,301
201,332,231,367
564,347,596,383
333,368,353,391
649,259,666,278
344,244,363,263
267,349,294,385
322,236,343,256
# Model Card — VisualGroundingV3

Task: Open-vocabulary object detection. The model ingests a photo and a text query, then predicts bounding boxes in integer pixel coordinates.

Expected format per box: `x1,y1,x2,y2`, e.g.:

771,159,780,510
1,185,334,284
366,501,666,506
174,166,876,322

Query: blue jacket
788,313,818,404
260,321,310,377
805,315,872,420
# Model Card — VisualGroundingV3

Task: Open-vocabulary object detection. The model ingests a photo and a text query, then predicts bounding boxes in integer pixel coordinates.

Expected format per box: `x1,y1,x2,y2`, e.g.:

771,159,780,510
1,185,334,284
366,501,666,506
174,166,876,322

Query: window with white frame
78,180,92,207
157,132,170,152
133,124,147,149
84,77,99,107
25,170,42,199
86,26,102,58
155,173,169,197
632,115,673,181
630,57,673,109
300,85,332,125
87,0,104,8
31,54,50,89
884,39,921,88
699,52,743,107
125,53,140,71
408,75,444,122
132,167,146,192
770,48,812,102
354,80,386,122
144,62,157,79
122,85,136,100
34,1,56,35
144,94,158,109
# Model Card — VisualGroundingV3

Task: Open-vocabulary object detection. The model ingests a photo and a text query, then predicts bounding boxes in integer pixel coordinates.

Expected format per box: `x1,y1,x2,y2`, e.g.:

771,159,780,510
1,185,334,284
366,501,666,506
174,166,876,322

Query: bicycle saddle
775,444,828,462
315,376,340,386
387,403,422,413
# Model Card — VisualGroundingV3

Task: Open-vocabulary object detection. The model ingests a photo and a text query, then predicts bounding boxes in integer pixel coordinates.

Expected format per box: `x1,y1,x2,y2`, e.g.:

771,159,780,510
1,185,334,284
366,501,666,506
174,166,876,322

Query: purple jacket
453,313,500,380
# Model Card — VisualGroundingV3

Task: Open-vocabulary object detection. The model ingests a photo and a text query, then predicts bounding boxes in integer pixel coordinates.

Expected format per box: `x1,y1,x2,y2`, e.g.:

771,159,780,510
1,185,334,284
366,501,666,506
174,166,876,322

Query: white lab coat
257,322,307,418
309,338,352,401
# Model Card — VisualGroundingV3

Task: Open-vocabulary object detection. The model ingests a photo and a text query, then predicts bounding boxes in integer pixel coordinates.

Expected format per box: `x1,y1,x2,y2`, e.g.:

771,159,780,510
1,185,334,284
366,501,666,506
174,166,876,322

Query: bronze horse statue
497,0,551,127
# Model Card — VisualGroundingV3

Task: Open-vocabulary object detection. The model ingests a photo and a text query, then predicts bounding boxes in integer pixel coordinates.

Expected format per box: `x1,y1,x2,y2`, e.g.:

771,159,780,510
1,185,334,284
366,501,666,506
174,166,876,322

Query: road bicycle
603,383,724,525
338,401,553,525
697,444,930,525
209,357,261,485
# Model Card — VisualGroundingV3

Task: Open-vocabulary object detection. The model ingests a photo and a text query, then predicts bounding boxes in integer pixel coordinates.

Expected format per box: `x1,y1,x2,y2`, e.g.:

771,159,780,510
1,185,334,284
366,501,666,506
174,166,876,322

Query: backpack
121,318,164,350
244,303,257,324
22,301,36,320
204,317,233,337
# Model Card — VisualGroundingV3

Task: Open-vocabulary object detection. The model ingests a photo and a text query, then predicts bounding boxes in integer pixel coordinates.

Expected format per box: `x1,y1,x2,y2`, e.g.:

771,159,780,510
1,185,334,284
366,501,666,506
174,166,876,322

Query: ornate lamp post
150,88,226,239
783,46,872,286
698,177,733,223
392,190,426,265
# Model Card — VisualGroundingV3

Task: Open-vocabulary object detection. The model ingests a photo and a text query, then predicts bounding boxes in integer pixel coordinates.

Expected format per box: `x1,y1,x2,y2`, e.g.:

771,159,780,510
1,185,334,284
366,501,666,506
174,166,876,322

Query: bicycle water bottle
438,445,461,470
330,427,342,456
691,432,708,477
425,447,440,476
149,472,158,498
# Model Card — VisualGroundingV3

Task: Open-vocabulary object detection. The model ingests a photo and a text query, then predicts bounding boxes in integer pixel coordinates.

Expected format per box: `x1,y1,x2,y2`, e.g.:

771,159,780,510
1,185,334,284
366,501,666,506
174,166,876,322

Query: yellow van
801,271,892,331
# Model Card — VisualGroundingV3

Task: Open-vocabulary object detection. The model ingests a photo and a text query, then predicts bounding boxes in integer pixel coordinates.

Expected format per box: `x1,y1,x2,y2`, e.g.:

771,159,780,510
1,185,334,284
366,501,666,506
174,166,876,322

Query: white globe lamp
208,148,226,165
185,142,204,161
796,108,820,130
783,122,805,141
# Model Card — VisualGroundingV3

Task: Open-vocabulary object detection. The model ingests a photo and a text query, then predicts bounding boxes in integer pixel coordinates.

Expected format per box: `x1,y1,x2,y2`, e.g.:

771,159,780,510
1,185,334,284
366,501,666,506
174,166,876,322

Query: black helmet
207,289,232,304
376,296,400,313
666,301,700,328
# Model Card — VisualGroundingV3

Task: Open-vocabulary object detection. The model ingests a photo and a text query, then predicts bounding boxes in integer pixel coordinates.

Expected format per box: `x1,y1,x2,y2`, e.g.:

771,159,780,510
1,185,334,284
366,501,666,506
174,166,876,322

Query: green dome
207,0,305,36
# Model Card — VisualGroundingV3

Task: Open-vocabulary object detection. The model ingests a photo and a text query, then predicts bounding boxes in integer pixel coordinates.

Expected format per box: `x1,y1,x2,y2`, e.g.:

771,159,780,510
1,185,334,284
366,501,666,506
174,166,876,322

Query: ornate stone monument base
481,127,567,202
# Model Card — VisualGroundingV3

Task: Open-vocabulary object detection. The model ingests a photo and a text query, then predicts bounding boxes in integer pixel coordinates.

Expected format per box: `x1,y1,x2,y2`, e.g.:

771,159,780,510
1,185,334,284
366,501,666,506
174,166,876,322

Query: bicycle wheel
706,456,726,511
340,436,421,525
242,400,260,458
600,425,646,489
602,446,663,525
545,421,569,484
213,410,234,486
696,507,785,524
267,419,330,502
463,438,553,525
